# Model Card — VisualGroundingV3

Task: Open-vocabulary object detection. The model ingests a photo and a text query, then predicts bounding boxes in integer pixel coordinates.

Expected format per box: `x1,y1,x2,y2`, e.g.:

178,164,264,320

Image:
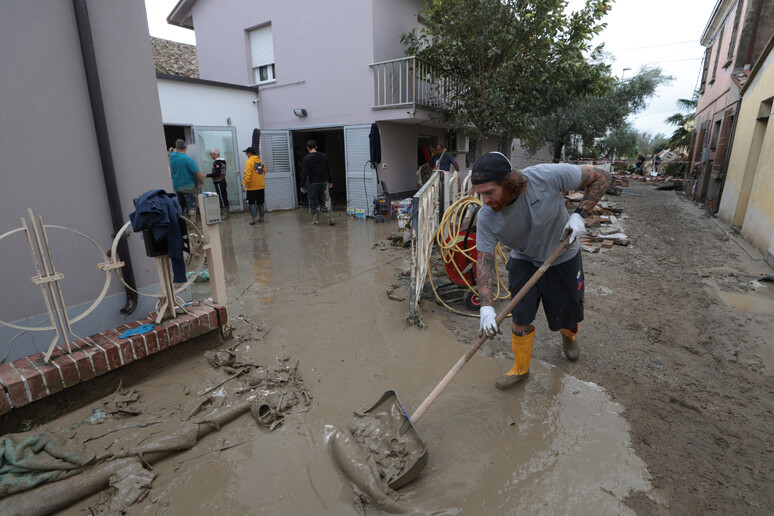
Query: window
726,1,743,64
249,25,275,84
710,28,724,83
700,47,711,92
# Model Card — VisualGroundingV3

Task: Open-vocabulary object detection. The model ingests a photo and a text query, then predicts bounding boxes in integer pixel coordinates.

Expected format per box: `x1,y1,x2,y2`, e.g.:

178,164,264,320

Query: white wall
157,77,260,173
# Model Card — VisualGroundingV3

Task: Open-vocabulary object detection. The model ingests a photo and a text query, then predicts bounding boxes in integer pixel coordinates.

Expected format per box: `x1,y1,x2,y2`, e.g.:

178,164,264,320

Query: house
0,0,182,361
152,37,260,212
165,0,523,215
687,0,774,214
717,35,774,266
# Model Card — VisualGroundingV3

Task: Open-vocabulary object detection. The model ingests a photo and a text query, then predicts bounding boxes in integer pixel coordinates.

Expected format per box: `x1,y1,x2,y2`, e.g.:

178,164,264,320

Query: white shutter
249,26,274,68
260,130,296,211
345,125,377,216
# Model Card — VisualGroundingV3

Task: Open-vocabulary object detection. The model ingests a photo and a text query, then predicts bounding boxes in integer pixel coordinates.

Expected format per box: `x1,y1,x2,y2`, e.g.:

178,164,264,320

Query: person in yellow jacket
242,147,266,224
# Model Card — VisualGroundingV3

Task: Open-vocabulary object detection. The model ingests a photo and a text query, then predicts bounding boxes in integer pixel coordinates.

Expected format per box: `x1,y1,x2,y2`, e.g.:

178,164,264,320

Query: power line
645,57,703,64
613,40,699,52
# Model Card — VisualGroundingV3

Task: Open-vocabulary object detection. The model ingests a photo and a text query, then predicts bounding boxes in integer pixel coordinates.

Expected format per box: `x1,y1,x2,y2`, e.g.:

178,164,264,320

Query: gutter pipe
72,0,138,314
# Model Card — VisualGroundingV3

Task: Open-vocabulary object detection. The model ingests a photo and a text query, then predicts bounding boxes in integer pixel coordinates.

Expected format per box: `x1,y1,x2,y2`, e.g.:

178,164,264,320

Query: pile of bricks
0,302,227,416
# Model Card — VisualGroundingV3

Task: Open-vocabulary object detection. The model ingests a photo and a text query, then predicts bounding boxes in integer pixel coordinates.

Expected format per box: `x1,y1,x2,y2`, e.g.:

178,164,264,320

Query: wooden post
198,195,228,308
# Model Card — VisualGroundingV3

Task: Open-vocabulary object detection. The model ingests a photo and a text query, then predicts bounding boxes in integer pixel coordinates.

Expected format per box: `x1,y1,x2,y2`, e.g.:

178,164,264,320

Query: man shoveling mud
473,152,607,389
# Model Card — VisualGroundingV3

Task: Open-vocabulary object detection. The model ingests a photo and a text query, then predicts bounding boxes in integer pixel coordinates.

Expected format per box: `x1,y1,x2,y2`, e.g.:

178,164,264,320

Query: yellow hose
428,196,510,317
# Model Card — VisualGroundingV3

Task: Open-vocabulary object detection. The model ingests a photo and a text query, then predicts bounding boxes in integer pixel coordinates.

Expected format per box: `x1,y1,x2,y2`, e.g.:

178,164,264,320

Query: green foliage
400,0,613,150
663,161,685,176
595,123,639,158
665,92,697,151
533,66,672,160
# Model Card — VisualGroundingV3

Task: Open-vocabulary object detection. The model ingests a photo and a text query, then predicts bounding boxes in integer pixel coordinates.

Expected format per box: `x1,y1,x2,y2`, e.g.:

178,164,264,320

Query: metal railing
1,198,227,363
407,169,477,324
370,56,457,111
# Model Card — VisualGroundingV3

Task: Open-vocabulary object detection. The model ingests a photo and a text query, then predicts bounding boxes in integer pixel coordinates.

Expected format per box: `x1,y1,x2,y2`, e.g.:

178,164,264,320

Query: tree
401,0,612,153
595,123,640,159
665,92,697,152
533,66,672,161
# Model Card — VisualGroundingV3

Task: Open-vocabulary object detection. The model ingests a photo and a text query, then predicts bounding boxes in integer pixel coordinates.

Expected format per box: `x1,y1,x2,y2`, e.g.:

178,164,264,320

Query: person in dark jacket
300,139,335,225
206,148,229,219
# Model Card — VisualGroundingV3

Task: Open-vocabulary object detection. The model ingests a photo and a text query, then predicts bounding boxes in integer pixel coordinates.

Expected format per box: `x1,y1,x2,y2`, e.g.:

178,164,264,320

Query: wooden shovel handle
410,237,571,423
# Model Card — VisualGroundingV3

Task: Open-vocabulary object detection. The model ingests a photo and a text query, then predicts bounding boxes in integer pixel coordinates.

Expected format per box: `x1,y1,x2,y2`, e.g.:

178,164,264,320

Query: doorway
292,128,347,207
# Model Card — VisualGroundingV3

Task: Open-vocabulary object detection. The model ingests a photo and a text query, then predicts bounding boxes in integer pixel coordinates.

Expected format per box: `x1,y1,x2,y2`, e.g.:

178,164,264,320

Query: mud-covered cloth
0,432,95,497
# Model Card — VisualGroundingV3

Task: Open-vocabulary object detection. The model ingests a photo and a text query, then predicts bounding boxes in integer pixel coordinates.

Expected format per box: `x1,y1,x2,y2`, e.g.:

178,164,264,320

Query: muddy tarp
0,432,95,497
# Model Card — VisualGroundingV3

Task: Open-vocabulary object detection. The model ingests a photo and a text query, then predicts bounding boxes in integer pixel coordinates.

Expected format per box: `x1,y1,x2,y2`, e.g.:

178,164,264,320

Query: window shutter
727,1,743,61
250,26,274,68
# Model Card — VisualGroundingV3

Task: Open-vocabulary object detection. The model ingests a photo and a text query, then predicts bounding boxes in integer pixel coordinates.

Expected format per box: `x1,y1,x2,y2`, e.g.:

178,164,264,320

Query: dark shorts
507,250,584,331
246,189,265,205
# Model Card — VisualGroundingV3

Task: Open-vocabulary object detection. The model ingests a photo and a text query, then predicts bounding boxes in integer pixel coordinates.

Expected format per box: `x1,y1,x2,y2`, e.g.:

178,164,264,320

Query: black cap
471,152,512,184
243,147,257,154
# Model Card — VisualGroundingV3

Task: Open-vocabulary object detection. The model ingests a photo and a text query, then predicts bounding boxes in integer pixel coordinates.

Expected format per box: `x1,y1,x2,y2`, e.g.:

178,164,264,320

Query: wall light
293,108,308,117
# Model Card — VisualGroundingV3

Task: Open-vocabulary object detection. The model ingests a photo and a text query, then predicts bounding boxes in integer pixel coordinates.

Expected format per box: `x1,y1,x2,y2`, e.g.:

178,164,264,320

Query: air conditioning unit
448,131,469,153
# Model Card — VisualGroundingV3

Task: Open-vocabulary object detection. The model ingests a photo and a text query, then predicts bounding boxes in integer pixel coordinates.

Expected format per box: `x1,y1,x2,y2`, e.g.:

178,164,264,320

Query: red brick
143,331,160,355
51,355,81,387
177,316,193,341
36,362,65,395
156,326,172,350
0,389,11,415
165,322,181,347
91,334,122,370
0,364,31,407
129,334,148,360
110,336,136,365
72,350,97,381
187,307,210,328
15,361,47,401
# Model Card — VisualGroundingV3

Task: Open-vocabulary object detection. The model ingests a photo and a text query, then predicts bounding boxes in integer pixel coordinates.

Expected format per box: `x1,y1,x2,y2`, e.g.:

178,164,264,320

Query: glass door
193,126,243,211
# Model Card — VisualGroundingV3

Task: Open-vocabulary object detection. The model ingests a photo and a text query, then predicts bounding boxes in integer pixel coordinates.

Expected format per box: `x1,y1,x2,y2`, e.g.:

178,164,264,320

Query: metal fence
1,198,226,363
370,56,456,110
407,169,477,324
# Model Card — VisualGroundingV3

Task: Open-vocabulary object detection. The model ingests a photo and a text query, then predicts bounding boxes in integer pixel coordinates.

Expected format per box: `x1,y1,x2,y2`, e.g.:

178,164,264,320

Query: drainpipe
72,0,138,314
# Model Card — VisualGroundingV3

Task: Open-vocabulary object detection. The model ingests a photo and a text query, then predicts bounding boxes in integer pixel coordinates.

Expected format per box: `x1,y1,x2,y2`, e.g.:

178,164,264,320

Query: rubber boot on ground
496,326,535,390
248,204,258,225
312,212,319,225
221,207,230,220
560,325,579,361
258,205,265,222
328,211,335,226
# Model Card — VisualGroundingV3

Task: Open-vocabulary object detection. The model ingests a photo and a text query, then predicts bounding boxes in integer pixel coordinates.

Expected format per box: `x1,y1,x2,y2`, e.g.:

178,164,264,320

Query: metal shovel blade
365,390,428,489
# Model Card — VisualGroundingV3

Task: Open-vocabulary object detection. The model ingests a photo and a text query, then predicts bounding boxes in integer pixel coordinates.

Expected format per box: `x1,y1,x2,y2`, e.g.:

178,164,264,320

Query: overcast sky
145,0,716,138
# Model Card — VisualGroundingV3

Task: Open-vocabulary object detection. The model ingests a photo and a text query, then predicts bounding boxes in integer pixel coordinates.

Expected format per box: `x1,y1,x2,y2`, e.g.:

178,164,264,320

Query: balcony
370,56,456,111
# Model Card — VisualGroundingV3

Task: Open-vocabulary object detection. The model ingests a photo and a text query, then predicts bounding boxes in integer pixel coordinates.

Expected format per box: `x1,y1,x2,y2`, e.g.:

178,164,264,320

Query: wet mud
9,209,657,515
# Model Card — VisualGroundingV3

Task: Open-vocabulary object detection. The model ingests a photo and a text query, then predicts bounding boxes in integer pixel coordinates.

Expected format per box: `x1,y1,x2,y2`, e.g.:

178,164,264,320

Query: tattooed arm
577,165,608,213
476,251,496,307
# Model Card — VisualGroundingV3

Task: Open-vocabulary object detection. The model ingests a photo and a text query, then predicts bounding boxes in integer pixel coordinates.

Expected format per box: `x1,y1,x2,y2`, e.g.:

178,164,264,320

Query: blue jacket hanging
129,189,188,283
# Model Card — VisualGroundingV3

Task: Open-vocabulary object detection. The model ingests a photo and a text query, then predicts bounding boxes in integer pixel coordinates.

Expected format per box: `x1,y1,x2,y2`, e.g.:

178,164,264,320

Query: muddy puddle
20,212,653,514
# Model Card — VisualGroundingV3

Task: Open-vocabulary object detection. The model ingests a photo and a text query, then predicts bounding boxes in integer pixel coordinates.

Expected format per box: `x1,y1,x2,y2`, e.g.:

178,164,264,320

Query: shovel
367,237,572,489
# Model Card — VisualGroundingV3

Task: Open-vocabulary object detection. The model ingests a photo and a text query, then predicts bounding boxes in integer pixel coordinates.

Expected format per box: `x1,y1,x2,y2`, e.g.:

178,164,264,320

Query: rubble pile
565,193,630,253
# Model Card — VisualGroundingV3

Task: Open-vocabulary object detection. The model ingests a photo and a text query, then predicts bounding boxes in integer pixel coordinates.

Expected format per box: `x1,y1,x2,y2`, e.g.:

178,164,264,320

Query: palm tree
665,93,697,152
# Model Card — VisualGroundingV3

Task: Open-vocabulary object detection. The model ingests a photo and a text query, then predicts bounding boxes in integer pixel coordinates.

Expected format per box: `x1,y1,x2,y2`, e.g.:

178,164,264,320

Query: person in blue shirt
430,144,459,172
168,139,203,218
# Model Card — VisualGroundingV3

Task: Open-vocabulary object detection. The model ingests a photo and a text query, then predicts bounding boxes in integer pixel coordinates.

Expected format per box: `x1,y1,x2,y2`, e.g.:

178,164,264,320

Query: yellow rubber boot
495,325,535,390
560,325,579,362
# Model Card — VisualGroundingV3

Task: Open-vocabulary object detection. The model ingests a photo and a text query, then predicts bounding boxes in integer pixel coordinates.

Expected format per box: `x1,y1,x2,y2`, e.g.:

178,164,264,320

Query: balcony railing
370,56,456,111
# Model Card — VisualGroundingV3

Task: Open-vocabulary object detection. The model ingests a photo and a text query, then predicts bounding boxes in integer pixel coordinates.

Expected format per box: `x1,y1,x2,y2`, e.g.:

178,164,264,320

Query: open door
260,130,297,211
345,125,377,216
193,126,244,211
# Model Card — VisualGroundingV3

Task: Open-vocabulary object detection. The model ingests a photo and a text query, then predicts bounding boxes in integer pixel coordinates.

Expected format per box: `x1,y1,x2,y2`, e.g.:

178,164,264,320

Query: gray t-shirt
476,163,582,265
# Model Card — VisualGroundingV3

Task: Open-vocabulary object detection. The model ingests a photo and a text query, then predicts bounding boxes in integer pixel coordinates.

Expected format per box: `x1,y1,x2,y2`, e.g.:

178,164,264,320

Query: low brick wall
0,302,227,416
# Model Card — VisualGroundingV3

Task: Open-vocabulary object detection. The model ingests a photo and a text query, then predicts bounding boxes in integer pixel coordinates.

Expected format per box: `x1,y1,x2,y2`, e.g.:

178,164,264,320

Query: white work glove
562,212,586,244
479,306,501,339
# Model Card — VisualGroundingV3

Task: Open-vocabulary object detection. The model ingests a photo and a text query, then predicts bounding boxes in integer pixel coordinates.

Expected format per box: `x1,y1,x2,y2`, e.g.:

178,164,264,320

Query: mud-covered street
2,182,773,515
440,181,774,514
